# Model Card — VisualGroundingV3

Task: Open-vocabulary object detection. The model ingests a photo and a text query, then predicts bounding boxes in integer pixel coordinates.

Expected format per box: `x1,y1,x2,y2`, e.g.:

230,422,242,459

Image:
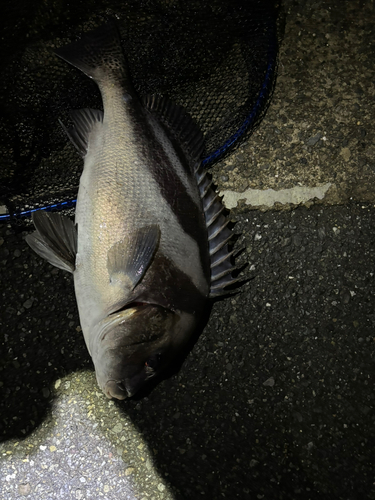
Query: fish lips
104,379,138,400
92,303,176,399
104,380,129,399
103,361,157,399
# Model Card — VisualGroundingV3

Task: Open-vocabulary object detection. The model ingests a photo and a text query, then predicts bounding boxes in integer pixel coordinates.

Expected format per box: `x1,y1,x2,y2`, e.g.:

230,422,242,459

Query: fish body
26,22,238,399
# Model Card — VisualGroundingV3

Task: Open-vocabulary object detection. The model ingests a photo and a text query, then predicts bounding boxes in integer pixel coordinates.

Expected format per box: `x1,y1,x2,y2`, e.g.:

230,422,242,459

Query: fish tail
55,20,129,86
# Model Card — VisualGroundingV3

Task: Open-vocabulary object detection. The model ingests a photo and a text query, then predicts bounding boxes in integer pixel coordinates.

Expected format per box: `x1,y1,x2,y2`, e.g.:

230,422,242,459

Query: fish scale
76,138,205,330
26,21,239,399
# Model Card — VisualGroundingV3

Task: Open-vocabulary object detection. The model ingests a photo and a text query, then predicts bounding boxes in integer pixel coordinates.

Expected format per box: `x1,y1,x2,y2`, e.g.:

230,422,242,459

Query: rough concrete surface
215,0,375,210
1,1,375,500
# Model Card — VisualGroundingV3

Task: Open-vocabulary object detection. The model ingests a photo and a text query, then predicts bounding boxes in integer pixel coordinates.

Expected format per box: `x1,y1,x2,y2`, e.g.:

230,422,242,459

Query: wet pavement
1,1,375,499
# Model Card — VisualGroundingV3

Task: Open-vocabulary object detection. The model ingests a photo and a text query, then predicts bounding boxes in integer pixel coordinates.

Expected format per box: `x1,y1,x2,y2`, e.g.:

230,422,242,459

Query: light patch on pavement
220,183,333,209
0,374,173,500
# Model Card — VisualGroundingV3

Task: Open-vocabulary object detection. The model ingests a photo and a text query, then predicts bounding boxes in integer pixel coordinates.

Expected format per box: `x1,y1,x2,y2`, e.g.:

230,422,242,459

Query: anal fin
60,108,104,157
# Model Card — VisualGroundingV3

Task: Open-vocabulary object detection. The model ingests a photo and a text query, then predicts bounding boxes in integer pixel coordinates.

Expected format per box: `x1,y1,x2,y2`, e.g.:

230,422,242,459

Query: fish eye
145,353,162,370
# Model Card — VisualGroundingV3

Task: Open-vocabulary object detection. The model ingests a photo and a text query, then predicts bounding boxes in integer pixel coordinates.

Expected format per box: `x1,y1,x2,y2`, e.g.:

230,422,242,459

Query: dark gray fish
26,22,238,399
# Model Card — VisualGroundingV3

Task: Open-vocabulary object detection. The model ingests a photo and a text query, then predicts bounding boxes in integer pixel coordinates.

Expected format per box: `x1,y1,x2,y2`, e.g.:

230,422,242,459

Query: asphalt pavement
1,1,375,499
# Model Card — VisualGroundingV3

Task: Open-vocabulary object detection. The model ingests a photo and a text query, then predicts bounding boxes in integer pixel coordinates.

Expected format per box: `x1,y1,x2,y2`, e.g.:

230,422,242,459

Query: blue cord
0,199,77,221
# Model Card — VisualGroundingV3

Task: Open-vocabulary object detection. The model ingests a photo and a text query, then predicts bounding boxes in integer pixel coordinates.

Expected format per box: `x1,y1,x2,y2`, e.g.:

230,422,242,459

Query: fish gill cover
0,0,278,223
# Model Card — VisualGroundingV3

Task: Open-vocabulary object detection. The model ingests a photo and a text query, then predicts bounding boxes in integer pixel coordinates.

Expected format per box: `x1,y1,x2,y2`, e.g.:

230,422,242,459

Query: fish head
91,303,197,399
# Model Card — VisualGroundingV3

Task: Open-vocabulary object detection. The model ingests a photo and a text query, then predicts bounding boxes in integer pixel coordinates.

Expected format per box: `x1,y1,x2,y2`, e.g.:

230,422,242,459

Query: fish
26,21,239,399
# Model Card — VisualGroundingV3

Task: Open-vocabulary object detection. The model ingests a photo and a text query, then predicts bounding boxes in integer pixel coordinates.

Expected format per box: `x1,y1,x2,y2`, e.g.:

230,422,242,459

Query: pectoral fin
107,225,160,290
25,211,77,273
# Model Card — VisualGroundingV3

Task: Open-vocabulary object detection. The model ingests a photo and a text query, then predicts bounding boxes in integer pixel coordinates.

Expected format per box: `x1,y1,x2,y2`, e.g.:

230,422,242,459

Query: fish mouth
98,301,168,348
96,302,152,344
104,380,130,400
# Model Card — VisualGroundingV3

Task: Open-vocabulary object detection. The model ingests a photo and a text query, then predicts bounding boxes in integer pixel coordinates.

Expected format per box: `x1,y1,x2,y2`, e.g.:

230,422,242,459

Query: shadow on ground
1,204,375,499
118,204,375,499
0,223,91,440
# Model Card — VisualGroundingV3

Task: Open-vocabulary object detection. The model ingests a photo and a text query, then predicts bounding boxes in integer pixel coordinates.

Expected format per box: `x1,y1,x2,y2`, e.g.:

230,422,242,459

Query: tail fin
55,21,128,85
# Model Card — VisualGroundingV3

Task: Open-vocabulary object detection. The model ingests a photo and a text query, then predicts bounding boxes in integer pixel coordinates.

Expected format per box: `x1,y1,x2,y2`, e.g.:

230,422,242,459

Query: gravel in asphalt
1,203,375,499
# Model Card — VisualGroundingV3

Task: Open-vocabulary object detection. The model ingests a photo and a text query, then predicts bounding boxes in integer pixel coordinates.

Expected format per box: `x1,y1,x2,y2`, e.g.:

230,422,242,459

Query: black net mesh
0,0,278,225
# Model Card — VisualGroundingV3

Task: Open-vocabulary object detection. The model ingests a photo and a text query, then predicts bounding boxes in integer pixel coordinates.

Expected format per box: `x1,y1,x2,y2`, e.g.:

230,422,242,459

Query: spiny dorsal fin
143,94,205,167
107,225,160,290
194,164,239,298
59,108,104,157
25,211,77,273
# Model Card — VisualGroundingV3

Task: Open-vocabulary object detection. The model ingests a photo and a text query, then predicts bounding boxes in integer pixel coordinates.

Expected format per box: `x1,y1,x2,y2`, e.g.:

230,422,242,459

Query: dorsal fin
195,164,241,298
143,94,204,167
59,108,104,157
